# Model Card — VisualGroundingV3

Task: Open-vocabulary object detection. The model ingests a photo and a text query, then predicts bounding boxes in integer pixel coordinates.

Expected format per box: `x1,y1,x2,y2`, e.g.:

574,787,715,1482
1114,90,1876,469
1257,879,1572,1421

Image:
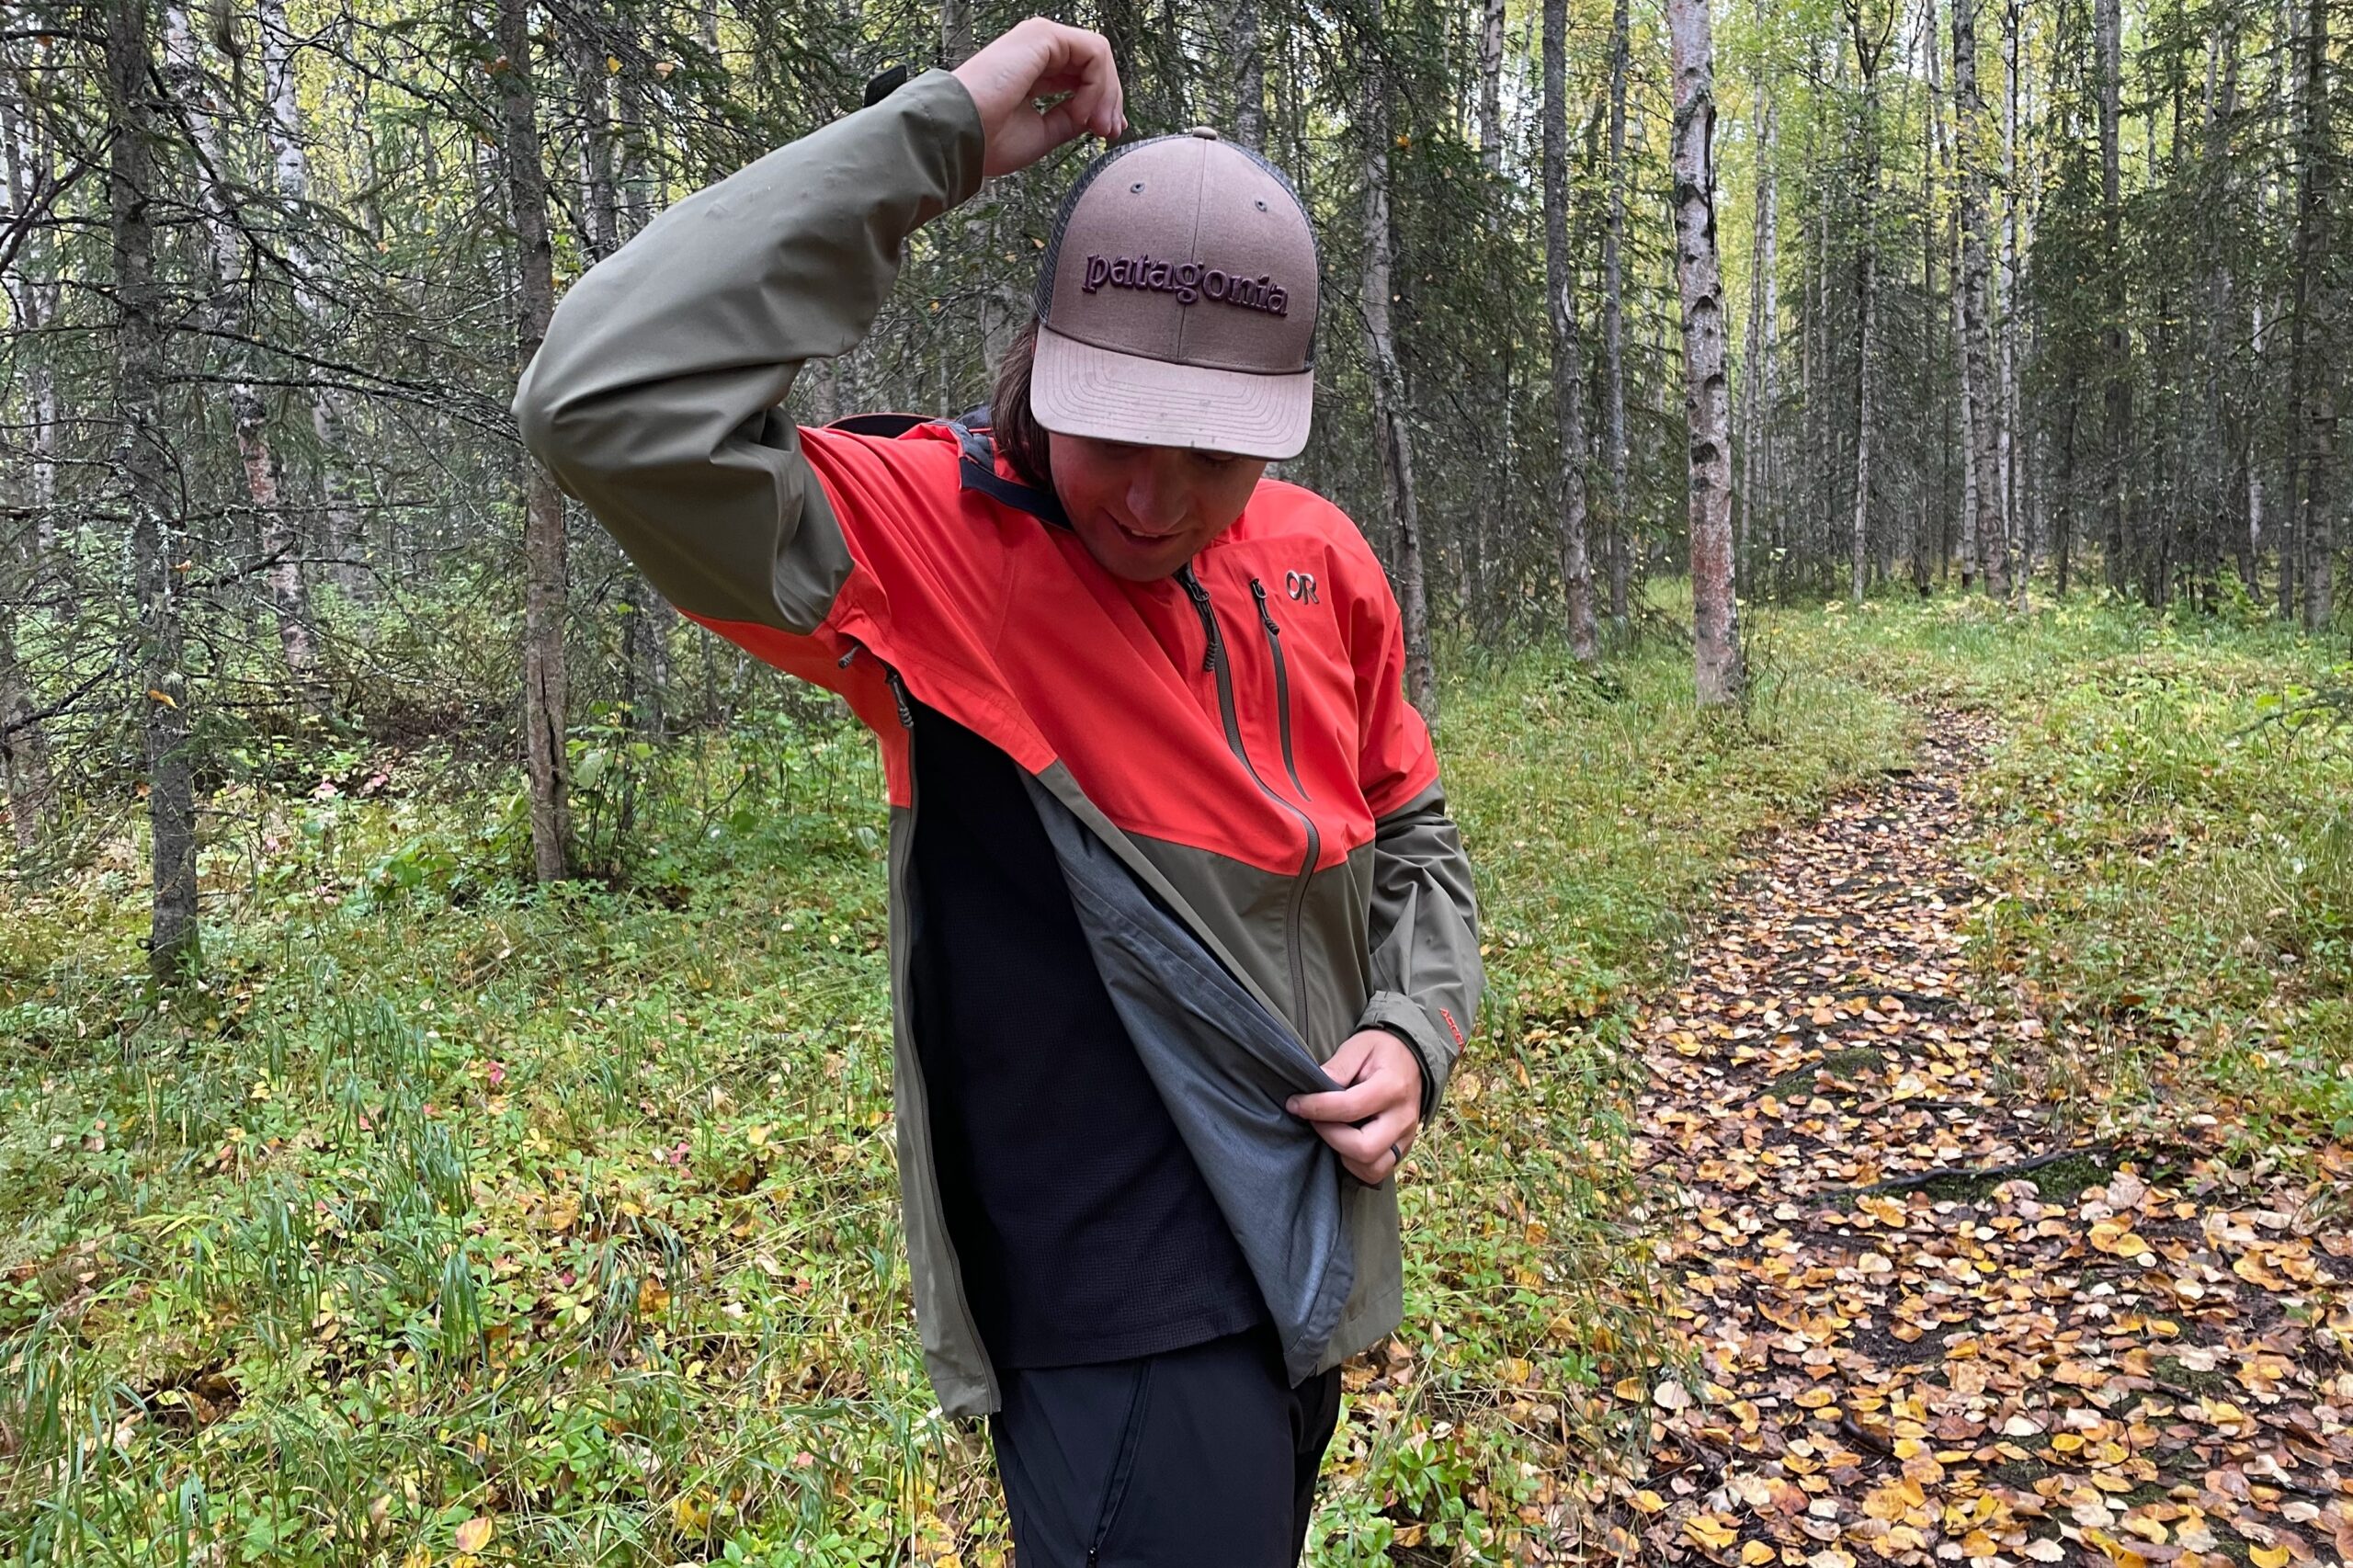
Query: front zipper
1178,564,1320,1027
1247,578,1308,800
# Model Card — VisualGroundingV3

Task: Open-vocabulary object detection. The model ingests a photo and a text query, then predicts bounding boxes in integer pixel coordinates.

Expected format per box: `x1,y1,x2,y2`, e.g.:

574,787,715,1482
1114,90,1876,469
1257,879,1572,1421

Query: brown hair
990,317,1055,493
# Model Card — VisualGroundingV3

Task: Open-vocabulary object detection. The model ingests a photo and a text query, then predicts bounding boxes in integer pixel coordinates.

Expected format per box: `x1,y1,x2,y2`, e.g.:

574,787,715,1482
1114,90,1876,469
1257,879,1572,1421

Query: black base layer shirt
905,698,1267,1369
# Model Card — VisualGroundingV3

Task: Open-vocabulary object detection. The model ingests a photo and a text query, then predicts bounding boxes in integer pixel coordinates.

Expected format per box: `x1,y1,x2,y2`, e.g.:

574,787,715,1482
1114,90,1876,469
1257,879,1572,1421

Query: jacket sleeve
1359,787,1482,1122
1345,552,1483,1123
510,69,985,635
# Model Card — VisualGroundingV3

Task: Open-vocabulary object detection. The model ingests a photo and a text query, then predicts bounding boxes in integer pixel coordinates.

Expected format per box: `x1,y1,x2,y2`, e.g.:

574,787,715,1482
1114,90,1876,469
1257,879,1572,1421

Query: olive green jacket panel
511,70,985,635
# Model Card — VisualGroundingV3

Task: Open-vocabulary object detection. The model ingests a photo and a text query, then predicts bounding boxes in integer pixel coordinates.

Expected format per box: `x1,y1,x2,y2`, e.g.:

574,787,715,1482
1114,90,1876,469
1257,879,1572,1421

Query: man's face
1050,431,1268,582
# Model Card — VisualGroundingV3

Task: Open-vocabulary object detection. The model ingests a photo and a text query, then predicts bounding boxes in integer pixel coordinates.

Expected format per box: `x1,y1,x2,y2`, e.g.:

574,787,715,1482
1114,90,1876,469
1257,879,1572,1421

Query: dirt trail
1618,710,2353,1567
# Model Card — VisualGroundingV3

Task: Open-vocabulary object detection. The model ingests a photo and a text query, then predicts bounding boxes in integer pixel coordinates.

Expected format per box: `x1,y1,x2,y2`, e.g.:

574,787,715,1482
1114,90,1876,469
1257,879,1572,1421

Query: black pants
987,1327,1344,1567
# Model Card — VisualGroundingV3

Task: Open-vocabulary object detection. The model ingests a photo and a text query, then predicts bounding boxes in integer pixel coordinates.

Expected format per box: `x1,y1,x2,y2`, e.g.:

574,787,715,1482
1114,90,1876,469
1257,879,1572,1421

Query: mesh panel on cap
1033,140,1149,323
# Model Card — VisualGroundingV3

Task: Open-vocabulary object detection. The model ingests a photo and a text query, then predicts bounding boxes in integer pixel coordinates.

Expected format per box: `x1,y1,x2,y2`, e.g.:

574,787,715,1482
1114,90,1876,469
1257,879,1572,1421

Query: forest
2,0,2350,1560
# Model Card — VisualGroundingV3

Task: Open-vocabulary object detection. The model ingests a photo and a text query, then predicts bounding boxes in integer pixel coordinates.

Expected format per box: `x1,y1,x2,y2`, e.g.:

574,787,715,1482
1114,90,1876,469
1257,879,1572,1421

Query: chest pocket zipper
1247,578,1309,801
1179,565,1321,1029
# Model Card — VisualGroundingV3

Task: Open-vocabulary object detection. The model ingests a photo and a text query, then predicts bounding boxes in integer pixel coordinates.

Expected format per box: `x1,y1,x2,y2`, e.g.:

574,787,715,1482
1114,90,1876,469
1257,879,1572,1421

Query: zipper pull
1178,567,1219,673
1249,577,1280,637
883,668,914,730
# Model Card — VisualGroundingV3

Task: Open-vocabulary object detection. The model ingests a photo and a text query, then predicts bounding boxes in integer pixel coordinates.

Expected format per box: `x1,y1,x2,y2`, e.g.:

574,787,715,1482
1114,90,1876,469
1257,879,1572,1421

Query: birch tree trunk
2199,20,2240,605
496,0,572,881
1667,0,1742,705
1917,10,1941,592
2096,0,2131,596
571,17,620,262
1544,0,1597,659
1928,0,1977,588
1478,0,1505,175
2248,294,2269,586
1359,11,1434,716
2291,0,2335,631
1230,0,1263,149
1845,4,1885,603
1954,0,2007,597
260,0,367,599
110,0,199,979
943,0,975,67
2000,0,2025,607
1604,0,1632,628
165,2,324,692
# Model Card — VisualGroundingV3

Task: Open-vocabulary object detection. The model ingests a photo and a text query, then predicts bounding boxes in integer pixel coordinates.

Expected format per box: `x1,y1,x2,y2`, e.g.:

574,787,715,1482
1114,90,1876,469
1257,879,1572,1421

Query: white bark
1604,0,1632,625
1668,0,1742,705
260,0,368,597
1478,0,1506,176
1230,0,1263,148
1954,0,2007,597
166,1,324,688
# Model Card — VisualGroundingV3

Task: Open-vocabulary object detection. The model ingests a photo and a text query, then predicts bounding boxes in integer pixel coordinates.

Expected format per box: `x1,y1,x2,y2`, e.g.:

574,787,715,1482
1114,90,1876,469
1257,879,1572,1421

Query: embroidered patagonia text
1081,254,1290,315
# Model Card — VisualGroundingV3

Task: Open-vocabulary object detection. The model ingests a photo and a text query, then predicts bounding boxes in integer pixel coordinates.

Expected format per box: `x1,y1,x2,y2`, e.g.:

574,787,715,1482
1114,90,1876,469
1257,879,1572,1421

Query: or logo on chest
1284,570,1319,606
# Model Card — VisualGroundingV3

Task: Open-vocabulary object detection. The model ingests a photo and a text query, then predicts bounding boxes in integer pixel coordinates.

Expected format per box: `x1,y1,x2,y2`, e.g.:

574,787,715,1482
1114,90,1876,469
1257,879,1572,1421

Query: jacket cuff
1359,991,1455,1124
907,68,989,210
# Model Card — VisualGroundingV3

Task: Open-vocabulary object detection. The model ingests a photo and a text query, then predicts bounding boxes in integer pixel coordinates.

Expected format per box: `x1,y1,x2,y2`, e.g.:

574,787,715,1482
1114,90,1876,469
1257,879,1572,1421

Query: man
514,19,1480,1563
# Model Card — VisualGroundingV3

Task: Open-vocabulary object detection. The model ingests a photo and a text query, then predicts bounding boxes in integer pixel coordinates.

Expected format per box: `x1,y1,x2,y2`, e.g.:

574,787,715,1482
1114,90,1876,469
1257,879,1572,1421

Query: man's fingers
1340,1123,1417,1185
1284,1075,1396,1125
954,19,1124,175
1308,1104,1416,1166
1031,22,1122,134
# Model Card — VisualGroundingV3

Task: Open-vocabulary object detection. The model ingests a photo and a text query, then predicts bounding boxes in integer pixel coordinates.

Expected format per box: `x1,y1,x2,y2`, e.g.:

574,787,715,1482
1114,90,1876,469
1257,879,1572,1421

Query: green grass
0,617,1912,1566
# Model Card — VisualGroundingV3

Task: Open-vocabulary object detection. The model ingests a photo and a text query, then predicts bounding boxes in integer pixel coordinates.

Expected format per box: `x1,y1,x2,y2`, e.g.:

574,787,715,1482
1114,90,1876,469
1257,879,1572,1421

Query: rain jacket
512,67,1483,1418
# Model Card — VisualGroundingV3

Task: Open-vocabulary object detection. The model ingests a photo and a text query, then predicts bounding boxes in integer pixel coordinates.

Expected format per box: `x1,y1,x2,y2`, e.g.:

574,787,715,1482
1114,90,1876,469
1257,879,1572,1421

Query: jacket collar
949,413,1072,531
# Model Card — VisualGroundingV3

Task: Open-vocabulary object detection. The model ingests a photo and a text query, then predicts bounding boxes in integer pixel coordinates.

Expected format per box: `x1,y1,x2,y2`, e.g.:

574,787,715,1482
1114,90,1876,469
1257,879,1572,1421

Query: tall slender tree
1955,0,2008,596
109,0,199,978
2096,0,2132,597
1544,0,1597,657
1359,0,1434,713
1603,0,1633,628
260,0,365,597
1668,0,1742,703
495,0,572,880
1845,0,1893,601
2290,0,2334,631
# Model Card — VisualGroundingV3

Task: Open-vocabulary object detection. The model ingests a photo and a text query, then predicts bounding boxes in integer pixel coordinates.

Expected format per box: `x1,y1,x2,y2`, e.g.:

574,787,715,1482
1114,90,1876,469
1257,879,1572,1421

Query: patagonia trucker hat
1030,128,1319,461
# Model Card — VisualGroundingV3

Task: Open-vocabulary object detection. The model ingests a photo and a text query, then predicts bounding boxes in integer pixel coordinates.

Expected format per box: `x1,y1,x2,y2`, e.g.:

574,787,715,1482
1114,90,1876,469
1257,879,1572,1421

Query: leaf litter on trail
1597,711,2352,1568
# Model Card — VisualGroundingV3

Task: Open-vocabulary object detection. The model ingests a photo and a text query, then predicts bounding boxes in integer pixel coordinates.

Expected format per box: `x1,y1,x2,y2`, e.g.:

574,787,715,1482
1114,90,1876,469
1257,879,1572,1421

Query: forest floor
3,595,2349,1567
1619,704,2353,1568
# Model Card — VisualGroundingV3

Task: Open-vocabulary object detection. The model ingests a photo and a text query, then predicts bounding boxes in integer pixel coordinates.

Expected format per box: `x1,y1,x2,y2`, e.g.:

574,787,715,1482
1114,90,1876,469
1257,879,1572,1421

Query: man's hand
1286,1028,1424,1186
951,18,1127,178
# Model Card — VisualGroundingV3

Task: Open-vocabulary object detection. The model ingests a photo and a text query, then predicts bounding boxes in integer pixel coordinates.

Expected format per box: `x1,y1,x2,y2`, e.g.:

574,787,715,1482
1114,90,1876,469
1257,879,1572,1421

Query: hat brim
1030,324,1313,462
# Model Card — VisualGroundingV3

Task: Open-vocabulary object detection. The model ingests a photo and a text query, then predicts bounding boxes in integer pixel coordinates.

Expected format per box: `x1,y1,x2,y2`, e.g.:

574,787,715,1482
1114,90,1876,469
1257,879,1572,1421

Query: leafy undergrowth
0,634,1904,1566
1802,591,2353,1155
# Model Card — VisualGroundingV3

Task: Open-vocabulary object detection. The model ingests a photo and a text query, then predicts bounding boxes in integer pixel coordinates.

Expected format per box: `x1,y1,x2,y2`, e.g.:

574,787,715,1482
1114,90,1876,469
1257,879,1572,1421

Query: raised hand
950,17,1127,178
